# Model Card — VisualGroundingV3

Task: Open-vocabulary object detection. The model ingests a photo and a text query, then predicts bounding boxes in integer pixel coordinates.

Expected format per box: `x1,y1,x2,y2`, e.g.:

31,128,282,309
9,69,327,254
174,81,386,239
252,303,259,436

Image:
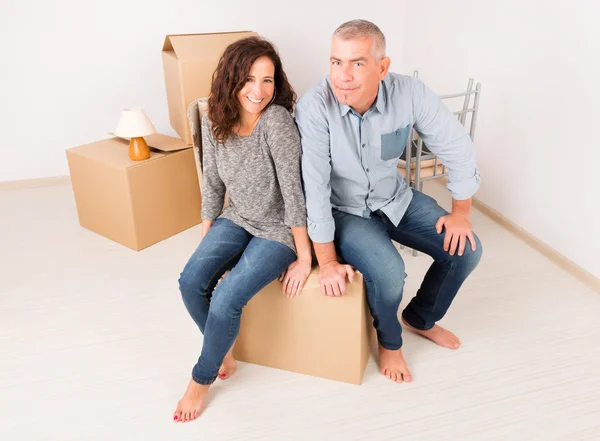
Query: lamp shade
115,108,156,138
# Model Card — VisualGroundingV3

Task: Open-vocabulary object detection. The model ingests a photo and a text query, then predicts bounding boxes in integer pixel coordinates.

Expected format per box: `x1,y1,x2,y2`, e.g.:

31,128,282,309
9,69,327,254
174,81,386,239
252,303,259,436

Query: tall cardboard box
66,134,201,251
162,31,258,145
234,268,375,385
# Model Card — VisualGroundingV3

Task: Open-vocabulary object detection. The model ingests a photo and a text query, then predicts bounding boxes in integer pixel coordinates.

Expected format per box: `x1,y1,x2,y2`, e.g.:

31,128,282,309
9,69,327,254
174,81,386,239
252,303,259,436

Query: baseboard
425,179,599,293
0,176,71,191
471,196,600,294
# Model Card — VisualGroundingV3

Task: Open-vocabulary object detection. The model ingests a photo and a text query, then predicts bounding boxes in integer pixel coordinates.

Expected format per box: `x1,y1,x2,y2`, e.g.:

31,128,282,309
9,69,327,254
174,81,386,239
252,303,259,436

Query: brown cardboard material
66,134,201,251
162,31,258,144
398,163,445,181
233,268,375,385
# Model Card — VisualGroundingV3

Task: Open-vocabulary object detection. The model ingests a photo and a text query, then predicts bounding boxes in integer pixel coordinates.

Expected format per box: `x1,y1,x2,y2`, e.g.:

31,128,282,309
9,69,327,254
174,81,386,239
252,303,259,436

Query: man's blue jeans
178,218,296,384
333,189,482,350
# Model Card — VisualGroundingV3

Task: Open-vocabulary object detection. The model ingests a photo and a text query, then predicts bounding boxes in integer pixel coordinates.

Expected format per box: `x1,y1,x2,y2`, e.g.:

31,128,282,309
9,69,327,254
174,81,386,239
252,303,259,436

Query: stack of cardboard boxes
66,31,374,384
66,31,256,251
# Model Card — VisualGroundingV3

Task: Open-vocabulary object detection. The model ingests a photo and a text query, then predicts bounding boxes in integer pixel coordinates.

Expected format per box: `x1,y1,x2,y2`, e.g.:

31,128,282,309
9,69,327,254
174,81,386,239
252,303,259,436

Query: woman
174,37,312,422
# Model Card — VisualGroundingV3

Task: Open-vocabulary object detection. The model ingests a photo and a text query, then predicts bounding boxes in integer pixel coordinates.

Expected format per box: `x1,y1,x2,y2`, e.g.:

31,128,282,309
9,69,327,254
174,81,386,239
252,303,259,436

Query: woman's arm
291,226,312,263
265,106,312,296
200,116,226,239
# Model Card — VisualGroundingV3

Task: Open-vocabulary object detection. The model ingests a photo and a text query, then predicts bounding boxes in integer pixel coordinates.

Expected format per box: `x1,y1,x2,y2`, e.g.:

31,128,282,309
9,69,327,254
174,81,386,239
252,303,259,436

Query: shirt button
366,168,370,172
362,144,366,148
370,189,374,193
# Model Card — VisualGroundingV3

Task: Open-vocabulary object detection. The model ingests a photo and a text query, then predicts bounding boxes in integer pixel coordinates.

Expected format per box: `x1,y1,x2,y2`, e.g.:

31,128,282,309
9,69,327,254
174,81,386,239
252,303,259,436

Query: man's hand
435,213,476,256
319,261,355,296
279,259,312,297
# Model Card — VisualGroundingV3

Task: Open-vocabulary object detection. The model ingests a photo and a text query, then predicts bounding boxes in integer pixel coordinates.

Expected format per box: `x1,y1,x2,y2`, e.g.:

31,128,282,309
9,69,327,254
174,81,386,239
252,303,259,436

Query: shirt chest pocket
380,125,411,161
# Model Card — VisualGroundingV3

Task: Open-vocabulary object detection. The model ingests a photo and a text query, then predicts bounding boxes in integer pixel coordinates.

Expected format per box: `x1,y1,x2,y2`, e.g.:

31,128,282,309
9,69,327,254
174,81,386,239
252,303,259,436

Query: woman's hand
278,259,312,297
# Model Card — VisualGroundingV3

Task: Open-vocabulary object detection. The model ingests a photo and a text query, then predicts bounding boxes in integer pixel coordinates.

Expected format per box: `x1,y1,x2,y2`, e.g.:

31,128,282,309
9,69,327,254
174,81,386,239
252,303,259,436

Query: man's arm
412,80,480,255
294,100,335,244
295,99,354,295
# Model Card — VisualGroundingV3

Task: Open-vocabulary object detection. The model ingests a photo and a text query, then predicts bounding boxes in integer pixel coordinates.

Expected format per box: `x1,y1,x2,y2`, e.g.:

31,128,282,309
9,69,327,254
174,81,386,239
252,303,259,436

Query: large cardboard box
162,31,258,145
66,134,201,251
234,268,375,385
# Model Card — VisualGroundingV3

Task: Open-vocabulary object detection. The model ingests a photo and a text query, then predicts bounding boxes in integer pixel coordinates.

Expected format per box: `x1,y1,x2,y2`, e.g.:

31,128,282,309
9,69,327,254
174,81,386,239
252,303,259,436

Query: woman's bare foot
173,379,210,423
401,317,461,350
378,344,412,383
218,350,237,380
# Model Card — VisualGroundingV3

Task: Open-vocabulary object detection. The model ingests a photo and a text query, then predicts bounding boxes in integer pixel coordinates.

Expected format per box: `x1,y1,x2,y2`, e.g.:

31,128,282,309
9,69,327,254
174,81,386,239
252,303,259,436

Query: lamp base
129,137,150,161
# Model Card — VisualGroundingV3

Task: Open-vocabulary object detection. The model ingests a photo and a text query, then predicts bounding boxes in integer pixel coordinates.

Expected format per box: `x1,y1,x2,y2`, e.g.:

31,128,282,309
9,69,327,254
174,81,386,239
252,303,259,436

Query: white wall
5,0,596,278
403,0,600,278
0,0,406,182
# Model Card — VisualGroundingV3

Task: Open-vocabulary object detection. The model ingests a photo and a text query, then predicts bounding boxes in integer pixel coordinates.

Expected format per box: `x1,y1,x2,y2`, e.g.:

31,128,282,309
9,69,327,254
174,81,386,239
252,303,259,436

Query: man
295,19,482,383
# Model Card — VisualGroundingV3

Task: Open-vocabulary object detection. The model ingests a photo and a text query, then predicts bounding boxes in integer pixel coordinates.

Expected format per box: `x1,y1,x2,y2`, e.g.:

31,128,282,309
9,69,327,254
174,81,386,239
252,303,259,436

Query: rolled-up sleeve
295,99,335,243
412,80,481,200
200,116,226,220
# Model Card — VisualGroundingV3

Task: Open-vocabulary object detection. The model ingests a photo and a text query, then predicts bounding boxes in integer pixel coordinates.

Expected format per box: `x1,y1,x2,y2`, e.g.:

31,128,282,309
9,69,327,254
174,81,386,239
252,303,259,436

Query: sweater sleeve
200,116,226,220
264,106,307,227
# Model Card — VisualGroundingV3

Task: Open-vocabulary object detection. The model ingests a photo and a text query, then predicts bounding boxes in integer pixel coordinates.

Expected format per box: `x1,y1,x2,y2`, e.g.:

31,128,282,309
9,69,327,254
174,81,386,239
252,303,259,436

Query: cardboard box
66,134,201,251
162,31,258,144
234,268,375,385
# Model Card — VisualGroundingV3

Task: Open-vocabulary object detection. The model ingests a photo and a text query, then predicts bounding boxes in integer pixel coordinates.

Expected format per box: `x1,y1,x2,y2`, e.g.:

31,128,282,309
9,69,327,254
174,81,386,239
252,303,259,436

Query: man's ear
379,57,391,79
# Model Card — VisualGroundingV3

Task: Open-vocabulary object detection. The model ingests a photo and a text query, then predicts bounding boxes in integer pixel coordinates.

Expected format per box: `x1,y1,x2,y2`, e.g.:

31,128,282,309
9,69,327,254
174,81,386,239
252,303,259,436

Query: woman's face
237,56,276,118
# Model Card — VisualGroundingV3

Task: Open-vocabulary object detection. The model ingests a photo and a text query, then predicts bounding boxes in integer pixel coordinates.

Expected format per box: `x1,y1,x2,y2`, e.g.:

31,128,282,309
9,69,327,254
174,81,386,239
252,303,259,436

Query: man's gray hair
333,19,386,60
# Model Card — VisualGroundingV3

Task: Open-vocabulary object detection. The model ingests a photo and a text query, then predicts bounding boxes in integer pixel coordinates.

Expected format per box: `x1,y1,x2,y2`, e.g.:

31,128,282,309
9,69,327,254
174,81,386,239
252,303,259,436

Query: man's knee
364,255,407,302
454,234,483,270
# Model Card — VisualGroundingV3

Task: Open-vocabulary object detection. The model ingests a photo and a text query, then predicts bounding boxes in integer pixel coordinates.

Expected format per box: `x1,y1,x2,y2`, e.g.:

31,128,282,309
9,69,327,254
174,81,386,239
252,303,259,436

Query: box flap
67,137,165,169
109,133,190,152
162,31,257,60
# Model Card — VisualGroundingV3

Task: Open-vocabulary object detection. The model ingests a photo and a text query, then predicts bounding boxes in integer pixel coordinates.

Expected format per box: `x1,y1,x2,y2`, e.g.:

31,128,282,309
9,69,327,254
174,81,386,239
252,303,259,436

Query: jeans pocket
380,125,410,161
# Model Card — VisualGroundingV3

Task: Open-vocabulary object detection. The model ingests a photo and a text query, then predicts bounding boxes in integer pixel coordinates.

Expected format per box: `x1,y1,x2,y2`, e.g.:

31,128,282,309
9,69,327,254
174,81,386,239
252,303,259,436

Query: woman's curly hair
207,36,296,144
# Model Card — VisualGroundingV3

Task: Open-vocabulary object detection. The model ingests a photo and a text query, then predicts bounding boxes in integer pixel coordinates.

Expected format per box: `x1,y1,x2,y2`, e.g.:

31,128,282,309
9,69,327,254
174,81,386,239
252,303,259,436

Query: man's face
329,36,390,114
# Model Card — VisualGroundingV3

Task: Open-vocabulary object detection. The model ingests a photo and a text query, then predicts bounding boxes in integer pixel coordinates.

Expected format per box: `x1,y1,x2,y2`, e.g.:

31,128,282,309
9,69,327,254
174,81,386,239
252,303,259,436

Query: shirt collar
332,79,386,117
374,81,386,113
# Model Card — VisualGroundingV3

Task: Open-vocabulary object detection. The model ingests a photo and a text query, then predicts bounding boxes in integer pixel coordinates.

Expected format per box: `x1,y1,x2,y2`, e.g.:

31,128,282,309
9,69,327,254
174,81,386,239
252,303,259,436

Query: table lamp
115,108,156,161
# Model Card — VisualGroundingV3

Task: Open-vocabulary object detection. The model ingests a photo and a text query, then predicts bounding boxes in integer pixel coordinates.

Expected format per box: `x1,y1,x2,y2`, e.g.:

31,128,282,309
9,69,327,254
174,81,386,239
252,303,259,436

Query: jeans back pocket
381,125,410,161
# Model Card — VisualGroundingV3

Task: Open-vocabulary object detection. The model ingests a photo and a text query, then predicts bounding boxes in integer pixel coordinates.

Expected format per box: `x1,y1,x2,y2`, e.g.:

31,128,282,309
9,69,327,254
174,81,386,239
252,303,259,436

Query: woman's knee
178,264,212,301
208,287,246,320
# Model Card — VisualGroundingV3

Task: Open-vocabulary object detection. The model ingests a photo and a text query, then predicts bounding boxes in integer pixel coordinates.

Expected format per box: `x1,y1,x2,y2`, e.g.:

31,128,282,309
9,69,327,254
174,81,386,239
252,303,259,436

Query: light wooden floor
1,181,599,441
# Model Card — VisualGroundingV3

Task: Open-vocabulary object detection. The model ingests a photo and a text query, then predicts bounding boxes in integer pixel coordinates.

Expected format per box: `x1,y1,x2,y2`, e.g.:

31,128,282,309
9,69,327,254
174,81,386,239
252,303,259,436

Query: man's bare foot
401,317,461,350
218,351,237,380
173,379,210,423
378,344,412,383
